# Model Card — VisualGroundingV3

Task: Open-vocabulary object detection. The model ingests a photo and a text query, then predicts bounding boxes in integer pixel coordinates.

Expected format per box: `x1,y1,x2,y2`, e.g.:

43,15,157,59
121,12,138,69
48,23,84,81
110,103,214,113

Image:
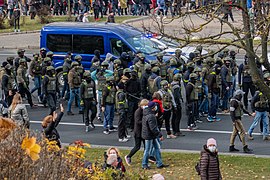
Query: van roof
42,22,142,38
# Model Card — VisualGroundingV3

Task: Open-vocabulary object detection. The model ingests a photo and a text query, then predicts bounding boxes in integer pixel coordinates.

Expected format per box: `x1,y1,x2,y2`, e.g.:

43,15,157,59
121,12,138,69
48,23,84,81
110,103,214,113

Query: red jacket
152,99,164,113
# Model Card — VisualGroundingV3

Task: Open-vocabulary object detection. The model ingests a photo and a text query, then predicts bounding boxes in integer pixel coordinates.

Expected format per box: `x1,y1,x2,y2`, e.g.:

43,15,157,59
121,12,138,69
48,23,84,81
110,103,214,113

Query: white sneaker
18,29,20,32
167,134,177,139
126,135,131,138
85,126,89,132
119,138,129,142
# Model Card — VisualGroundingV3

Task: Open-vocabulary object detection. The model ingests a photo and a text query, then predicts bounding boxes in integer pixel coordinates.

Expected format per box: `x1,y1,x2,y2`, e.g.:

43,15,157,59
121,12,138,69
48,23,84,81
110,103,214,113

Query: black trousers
242,82,256,108
118,109,127,139
127,136,145,158
47,93,56,115
84,99,97,126
18,83,33,107
127,100,138,129
188,101,198,126
163,110,172,135
172,105,182,133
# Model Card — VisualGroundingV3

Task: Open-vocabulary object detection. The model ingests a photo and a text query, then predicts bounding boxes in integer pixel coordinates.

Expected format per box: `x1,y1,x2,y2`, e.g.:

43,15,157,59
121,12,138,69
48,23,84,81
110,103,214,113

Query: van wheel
57,71,64,87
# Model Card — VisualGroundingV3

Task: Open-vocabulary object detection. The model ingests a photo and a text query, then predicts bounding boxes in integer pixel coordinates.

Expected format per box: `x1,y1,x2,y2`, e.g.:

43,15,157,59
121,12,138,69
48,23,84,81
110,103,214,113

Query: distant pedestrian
107,12,115,23
199,138,222,180
13,0,21,32
82,12,89,22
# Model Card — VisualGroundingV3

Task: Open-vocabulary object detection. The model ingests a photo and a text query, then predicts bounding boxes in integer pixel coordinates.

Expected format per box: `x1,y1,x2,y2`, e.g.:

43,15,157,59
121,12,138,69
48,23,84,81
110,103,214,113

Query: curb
61,143,270,158
122,16,149,24
0,30,40,37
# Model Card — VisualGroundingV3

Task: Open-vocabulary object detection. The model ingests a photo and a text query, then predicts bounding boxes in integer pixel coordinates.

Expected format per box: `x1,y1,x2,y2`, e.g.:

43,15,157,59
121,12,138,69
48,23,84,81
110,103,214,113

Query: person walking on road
141,101,169,169
125,99,148,166
229,89,253,153
248,73,270,141
199,138,222,180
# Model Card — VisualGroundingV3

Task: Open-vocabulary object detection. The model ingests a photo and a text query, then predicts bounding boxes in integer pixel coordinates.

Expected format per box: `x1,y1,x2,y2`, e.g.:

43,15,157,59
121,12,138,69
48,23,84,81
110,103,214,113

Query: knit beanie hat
207,138,217,147
152,174,165,180
148,101,156,109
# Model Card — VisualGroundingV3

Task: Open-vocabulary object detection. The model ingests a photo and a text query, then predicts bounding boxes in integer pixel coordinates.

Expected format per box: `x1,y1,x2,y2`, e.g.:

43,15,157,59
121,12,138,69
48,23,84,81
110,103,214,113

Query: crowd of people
0,44,269,171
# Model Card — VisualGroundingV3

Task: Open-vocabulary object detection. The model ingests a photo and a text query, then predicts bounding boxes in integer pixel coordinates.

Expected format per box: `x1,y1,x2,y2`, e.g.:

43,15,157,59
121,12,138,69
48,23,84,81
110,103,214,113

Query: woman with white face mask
199,138,222,180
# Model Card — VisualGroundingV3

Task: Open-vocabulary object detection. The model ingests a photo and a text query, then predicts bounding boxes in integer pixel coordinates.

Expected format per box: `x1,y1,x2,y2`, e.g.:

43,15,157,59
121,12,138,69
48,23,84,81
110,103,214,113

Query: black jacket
43,112,64,145
126,78,141,101
142,107,162,140
133,107,143,138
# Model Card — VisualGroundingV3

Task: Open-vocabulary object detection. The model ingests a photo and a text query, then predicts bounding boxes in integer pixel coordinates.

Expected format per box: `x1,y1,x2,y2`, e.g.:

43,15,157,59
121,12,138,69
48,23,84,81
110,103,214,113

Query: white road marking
30,121,263,136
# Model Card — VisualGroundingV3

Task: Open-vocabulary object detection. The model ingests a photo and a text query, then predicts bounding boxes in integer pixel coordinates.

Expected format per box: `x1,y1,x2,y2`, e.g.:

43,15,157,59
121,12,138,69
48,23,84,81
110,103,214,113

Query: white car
150,37,208,62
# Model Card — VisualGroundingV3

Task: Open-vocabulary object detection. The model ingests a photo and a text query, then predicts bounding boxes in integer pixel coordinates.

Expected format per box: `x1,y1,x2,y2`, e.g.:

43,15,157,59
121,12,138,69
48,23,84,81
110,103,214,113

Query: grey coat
8,104,30,126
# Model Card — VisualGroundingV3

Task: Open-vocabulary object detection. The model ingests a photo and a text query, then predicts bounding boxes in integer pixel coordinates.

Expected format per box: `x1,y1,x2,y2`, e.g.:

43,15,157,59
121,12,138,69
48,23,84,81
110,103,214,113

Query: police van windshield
126,35,160,55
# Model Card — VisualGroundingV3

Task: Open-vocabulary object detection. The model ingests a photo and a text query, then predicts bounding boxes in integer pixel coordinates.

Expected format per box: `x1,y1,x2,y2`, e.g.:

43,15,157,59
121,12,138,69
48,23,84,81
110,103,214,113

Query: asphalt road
0,47,269,157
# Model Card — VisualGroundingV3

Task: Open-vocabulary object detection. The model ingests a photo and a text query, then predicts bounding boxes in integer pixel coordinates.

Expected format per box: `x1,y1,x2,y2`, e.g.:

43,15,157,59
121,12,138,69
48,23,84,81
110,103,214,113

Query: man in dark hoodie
141,101,169,169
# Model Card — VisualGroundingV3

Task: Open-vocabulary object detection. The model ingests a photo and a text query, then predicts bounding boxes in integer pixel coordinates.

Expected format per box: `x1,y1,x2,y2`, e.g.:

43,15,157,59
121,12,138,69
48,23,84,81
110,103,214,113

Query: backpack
148,76,159,94
195,153,209,175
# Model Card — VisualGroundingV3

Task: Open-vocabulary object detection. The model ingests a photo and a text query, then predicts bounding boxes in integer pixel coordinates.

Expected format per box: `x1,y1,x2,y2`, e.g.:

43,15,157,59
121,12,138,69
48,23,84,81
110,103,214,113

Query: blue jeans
149,138,162,158
248,111,269,137
61,80,70,99
103,104,115,129
67,88,82,112
209,93,219,117
142,138,163,168
30,75,42,96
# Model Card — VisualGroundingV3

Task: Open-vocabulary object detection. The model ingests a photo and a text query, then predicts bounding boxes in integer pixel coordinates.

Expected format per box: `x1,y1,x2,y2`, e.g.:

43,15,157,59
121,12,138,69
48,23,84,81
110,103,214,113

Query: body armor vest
96,72,106,91
114,68,123,82
167,67,176,83
135,62,145,79
188,82,199,101
83,81,95,99
159,62,167,79
148,76,159,94
161,90,173,110
5,74,16,90
255,92,268,109
45,75,56,92
231,98,243,117
105,85,116,104
115,89,128,109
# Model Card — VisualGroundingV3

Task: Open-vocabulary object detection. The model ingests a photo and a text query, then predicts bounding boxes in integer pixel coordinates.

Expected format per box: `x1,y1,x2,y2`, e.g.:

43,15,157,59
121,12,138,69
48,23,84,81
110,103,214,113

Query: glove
226,86,230,91
208,93,212,99
80,100,84,107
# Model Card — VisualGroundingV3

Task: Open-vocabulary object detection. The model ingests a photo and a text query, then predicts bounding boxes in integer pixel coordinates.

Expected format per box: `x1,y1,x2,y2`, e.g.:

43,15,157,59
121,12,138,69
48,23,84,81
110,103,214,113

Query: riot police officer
17,58,35,107
113,59,124,83
2,64,17,106
29,53,42,103
14,49,31,72
61,57,72,100
43,66,59,115
238,55,255,109
167,57,181,83
80,72,97,132
221,57,233,113
116,82,129,142
158,80,177,139
171,73,184,136
67,61,82,115
102,76,117,135
141,63,152,99
186,73,199,130
134,53,147,79
156,52,168,80
148,66,161,95
91,61,114,121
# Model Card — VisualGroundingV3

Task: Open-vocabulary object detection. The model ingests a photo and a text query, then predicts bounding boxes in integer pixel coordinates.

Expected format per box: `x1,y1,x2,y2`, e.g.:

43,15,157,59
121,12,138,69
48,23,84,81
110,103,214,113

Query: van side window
47,34,72,52
110,38,131,56
73,35,104,54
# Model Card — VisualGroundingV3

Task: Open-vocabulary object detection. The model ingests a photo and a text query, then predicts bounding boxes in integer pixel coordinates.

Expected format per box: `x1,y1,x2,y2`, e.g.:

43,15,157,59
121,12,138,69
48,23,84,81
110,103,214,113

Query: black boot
243,145,253,153
229,145,239,152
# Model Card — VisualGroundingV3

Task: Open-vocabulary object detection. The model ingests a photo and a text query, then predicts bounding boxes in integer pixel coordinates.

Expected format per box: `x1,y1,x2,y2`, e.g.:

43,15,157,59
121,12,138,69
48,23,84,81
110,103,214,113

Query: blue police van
40,22,162,84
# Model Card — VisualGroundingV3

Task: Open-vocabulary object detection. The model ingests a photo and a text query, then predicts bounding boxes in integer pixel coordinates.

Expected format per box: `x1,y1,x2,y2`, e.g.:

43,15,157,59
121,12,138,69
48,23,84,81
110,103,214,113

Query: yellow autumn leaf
21,136,41,161
21,136,36,150
83,143,91,148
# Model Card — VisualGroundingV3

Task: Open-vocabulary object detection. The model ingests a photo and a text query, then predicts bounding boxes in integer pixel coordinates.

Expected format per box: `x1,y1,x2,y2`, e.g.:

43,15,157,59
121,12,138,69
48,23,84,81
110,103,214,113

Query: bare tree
142,0,270,99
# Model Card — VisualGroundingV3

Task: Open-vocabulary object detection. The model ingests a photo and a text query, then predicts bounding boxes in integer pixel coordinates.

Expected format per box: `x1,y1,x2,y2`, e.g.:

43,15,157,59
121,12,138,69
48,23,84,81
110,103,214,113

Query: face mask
125,73,131,78
225,63,230,67
86,78,91,83
208,146,216,153
146,69,151,74
6,69,11,75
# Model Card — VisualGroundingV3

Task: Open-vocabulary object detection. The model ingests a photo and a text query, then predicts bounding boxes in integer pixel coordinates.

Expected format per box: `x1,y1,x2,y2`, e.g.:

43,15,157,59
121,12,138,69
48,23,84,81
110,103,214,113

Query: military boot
229,145,239,152
243,145,253,153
